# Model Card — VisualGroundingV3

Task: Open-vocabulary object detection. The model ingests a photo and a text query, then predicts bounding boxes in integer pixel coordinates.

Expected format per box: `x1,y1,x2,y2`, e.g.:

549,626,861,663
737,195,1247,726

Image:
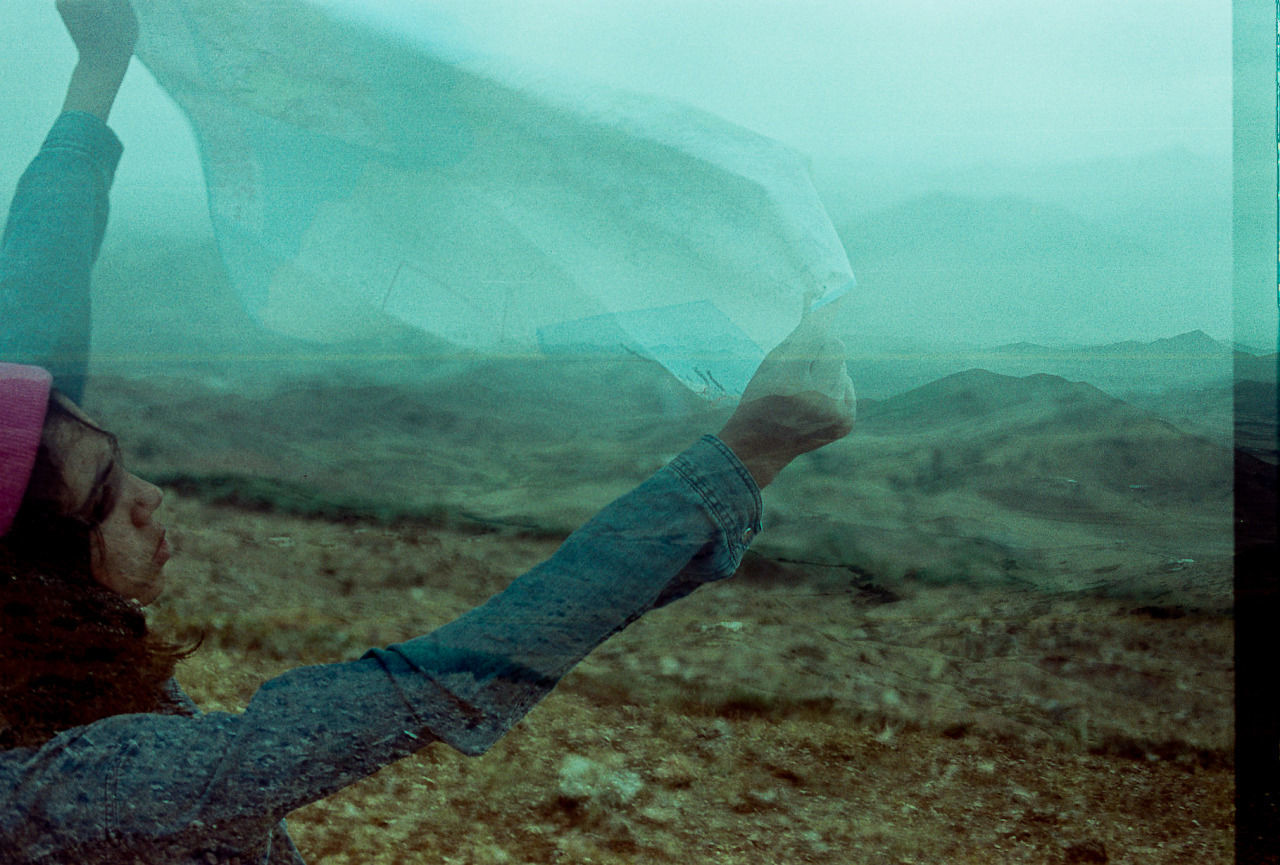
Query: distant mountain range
843,328,1273,402
988,328,1276,363
818,147,1229,233
87,351,1240,604
996,329,1225,357
818,145,1234,352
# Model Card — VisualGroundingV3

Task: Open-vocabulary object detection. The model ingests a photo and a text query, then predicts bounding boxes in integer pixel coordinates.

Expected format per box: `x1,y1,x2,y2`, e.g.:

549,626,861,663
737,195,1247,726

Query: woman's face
46,396,170,605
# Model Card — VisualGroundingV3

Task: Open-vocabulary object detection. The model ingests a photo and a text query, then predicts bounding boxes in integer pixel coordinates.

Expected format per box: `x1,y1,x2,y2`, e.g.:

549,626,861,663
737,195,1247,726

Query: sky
0,1,1264,349
425,0,1233,169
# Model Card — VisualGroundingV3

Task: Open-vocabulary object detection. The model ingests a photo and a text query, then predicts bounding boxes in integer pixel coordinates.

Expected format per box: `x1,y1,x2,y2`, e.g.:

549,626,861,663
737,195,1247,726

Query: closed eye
80,444,124,526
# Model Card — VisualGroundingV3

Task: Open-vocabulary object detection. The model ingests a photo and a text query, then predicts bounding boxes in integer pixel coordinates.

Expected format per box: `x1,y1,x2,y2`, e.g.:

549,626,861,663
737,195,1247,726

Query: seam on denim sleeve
702,435,764,521
668,451,730,536
35,146,115,201
668,436,762,559
104,740,128,842
40,112,124,191
670,437,762,530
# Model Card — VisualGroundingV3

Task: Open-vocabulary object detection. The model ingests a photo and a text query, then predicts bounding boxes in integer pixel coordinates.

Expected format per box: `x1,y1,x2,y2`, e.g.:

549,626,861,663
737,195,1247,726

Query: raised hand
56,0,138,120
56,0,139,65
717,301,856,488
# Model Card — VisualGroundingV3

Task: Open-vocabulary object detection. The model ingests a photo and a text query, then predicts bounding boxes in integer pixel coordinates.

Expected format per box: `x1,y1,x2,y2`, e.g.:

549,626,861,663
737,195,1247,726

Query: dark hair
0,395,199,749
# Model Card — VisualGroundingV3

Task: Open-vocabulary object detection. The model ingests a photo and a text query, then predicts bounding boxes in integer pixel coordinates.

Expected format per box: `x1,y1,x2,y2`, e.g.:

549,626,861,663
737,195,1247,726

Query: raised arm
369,304,856,756
5,313,856,861
717,301,857,487
57,0,139,123
0,1,136,402
12,435,767,861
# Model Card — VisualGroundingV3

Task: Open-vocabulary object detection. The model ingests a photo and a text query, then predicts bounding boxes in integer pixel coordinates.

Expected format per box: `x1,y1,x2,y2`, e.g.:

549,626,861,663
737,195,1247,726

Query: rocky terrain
75,341,1252,863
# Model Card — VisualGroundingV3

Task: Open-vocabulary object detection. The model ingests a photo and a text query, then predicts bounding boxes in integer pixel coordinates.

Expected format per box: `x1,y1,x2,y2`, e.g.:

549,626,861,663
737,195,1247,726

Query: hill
856,369,1127,432
765,369,1233,606
856,369,1230,500
843,331,1239,403
84,362,1233,610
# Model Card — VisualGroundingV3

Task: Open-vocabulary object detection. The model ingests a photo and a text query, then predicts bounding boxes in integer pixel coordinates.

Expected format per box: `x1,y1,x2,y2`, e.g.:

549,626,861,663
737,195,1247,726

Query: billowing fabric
0,112,766,863
132,0,854,398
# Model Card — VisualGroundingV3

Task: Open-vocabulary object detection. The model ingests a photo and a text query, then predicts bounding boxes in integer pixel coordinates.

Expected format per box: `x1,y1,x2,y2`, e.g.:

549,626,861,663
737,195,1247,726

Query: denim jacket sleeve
0,112,122,404
0,435,762,863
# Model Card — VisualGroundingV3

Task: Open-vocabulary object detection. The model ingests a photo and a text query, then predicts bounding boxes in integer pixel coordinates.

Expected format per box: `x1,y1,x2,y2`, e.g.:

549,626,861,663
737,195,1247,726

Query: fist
717,303,856,487
57,0,138,64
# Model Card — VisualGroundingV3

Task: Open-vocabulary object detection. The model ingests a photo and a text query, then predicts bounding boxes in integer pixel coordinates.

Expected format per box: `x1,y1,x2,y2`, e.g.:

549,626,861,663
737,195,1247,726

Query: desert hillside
86,359,1236,609
72,354,1238,864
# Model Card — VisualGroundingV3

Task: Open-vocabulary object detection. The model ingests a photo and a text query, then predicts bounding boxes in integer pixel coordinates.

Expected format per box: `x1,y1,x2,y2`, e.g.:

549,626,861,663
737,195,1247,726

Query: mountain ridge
852,367,1232,506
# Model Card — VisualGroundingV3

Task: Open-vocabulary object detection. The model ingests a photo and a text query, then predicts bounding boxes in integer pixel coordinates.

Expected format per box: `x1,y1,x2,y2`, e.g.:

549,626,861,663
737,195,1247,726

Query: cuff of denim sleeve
44,111,125,188
669,434,764,572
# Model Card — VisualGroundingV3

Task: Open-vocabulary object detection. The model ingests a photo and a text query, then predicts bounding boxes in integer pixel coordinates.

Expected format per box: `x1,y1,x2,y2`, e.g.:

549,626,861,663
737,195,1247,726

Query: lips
153,531,171,565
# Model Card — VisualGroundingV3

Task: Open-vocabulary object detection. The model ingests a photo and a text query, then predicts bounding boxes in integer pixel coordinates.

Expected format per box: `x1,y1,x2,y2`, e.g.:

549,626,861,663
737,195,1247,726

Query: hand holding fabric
57,0,138,64
717,301,856,487
57,0,138,120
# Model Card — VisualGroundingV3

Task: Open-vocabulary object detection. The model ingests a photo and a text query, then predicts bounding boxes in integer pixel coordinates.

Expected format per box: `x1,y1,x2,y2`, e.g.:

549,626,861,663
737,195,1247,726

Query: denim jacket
0,113,764,863
0,111,119,404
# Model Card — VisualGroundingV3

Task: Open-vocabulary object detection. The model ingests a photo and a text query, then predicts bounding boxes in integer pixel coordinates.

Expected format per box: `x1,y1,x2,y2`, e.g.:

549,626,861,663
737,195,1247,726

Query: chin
137,580,165,606
123,569,166,606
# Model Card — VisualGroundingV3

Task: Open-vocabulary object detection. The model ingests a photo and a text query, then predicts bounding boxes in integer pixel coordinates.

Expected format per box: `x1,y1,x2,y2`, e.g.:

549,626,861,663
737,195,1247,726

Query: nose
128,474,164,526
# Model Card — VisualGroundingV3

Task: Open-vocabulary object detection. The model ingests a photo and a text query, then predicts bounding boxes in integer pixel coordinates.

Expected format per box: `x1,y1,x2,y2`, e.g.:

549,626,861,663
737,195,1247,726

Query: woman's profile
0,2,855,862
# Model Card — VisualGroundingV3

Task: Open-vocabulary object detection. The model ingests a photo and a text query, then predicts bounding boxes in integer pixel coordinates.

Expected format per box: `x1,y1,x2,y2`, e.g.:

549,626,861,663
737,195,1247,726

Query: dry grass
147,495,1232,864
78,362,1239,863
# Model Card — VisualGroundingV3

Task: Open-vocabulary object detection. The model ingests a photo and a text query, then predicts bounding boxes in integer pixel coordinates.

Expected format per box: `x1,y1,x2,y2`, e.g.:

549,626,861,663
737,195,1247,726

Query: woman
0,2,856,862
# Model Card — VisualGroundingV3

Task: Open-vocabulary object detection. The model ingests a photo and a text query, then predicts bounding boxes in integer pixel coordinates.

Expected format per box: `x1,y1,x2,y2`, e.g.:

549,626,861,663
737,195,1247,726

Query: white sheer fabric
133,1,853,398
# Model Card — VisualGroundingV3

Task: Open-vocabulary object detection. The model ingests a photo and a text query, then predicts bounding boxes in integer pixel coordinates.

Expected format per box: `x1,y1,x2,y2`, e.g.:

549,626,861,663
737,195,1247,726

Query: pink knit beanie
0,363,53,537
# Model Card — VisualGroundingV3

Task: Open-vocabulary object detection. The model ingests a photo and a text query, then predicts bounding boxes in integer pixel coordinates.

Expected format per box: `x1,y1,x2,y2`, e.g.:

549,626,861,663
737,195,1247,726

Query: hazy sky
426,0,1233,168
0,1,1259,347
0,0,1233,202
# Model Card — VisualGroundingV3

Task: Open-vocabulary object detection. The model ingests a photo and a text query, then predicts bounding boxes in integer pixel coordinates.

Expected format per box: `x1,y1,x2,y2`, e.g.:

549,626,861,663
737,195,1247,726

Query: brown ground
75,358,1242,863
148,493,1234,865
